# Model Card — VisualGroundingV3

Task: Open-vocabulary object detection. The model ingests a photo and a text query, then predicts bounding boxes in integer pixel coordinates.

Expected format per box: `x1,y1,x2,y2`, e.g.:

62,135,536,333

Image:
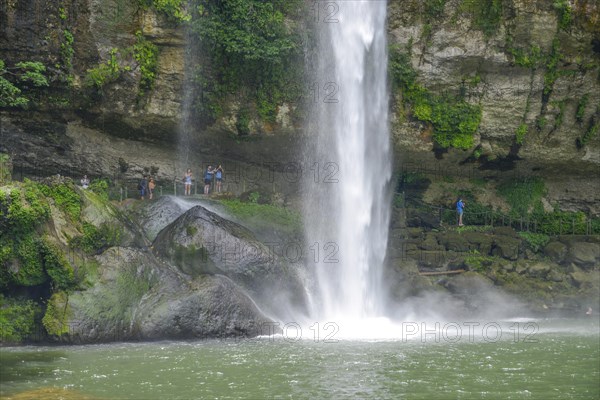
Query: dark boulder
153,205,309,318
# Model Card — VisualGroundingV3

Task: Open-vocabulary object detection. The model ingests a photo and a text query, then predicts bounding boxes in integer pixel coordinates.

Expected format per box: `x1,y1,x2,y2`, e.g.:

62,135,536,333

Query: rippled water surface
1,319,598,399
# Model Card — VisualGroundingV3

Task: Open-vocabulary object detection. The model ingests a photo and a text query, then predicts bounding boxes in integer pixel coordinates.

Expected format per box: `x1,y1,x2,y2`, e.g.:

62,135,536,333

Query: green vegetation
518,232,550,253
139,0,191,22
0,182,50,235
84,48,122,89
86,262,155,323
0,179,127,342
0,153,10,183
577,121,599,148
219,199,302,236
575,94,589,123
515,123,528,145
0,295,41,342
89,178,109,201
186,225,197,236
543,38,562,97
190,0,304,126
506,40,543,69
464,250,496,271
536,115,547,131
42,291,71,336
0,182,78,292
15,62,49,87
69,222,123,254
554,100,566,130
553,0,573,31
133,31,159,94
458,0,503,38
0,59,48,107
533,210,590,235
248,191,260,204
61,29,74,73
424,0,446,20
236,109,251,136
497,178,545,217
390,45,482,149
42,240,76,291
38,181,81,220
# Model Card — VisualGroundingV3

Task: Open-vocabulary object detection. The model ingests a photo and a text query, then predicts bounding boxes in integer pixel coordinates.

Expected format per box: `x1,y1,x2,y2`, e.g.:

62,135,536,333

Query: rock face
567,242,600,268
63,247,272,343
153,205,309,319
1,0,599,213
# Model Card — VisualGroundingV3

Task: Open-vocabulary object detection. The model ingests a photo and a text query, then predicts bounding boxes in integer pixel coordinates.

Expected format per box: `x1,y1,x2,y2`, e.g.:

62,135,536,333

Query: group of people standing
183,164,224,196
137,165,223,200
138,176,156,200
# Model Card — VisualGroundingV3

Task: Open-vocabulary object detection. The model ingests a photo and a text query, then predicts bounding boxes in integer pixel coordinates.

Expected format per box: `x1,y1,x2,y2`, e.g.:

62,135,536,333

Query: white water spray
304,0,392,324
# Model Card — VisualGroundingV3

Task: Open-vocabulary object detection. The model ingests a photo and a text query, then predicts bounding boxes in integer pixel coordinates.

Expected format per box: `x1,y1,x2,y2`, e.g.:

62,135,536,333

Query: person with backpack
456,197,465,226
139,176,148,200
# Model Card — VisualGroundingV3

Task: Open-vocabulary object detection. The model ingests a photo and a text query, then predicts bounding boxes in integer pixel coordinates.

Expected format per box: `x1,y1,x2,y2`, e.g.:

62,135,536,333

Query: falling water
304,0,392,322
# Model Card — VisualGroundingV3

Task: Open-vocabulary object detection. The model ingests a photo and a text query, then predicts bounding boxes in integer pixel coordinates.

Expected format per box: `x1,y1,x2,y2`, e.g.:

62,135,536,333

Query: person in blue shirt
204,165,214,195
215,164,224,193
139,176,148,200
456,198,465,226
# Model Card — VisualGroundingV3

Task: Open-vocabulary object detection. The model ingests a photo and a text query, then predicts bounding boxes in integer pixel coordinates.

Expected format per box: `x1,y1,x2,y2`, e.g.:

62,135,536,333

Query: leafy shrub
507,42,543,69
70,222,123,254
85,48,122,89
389,45,481,149
0,295,40,342
89,178,109,201
0,59,48,107
139,0,191,22
577,121,599,148
533,210,589,235
133,31,159,94
553,0,573,31
518,232,550,252
14,61,49,87
0,184,50,234
189,0,303,125
38,181,81,220
515,123,527,144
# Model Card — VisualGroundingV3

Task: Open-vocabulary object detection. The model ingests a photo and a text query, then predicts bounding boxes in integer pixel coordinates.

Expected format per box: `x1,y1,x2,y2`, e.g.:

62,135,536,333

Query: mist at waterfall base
294,0,534,340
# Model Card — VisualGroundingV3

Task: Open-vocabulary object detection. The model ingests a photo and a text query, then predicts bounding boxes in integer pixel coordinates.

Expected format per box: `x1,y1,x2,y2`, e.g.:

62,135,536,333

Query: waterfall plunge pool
1,318,598,399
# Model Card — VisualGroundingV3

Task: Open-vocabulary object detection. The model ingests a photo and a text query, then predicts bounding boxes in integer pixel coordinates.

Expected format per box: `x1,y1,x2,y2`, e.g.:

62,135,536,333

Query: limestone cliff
1,0,598,212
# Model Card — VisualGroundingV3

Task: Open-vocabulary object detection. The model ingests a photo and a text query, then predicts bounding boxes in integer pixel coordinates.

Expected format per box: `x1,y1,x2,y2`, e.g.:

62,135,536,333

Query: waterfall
304,0,392,322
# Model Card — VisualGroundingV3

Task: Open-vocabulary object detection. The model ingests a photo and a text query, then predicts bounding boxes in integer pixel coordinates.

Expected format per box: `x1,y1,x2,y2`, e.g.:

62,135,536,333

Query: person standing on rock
148,177,156,200
139,175,148,200
215,164,224,193
183,168,192,196
456,197,465,226
204,165,214,195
